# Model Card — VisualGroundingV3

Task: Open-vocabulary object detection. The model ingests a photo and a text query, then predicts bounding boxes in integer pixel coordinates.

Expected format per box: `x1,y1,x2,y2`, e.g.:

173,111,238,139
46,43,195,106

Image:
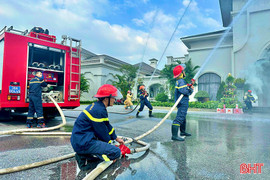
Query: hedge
80,100,242,109
150,100,241,109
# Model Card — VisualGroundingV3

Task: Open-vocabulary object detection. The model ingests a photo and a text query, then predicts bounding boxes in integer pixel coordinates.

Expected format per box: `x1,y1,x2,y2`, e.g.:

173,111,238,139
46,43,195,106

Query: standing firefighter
136,85,154,118
27,71,48,128
124,90,133,109
243,90,255,112
71,84,124,170
171,65,194,141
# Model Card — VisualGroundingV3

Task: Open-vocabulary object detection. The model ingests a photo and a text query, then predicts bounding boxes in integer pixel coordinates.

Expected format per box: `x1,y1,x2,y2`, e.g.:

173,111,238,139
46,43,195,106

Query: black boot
75,153,101,171
171,125,185,141
149,110,154,117
180,122,191,136
136,111,140,118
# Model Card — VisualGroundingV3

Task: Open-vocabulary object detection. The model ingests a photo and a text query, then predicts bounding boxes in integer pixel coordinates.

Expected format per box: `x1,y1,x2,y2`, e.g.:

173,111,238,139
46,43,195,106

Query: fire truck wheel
43,108,60,119
0,110,12,121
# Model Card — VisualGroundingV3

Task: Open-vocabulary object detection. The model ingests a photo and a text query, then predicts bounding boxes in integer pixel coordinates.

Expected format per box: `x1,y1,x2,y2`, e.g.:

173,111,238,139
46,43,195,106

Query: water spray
193,0,254,79
146,0,192,88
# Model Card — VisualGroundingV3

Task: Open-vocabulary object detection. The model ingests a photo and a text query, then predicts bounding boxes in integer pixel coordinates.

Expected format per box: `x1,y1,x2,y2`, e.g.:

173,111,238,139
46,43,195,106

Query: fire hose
0,95,66,135
0,93,184,178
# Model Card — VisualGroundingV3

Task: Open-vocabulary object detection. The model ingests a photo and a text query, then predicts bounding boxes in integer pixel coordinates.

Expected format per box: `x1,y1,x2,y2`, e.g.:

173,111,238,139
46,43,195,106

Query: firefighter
27,71,48,128
136,85,154,118
243,90,255,112
124,90,133,109
70,84,125,170
171,65,194,141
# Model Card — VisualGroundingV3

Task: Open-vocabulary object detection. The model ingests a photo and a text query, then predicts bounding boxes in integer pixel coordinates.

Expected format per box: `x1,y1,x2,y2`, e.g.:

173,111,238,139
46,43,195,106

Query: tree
216,81,225,101
184,59,200,84
112,64,139,99
161,63,177,99
220,73,239,108
160,59,199,100
80,73,90,95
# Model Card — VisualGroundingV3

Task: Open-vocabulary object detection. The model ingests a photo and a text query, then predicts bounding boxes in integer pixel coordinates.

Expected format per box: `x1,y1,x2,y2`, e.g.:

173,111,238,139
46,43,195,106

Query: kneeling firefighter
136,85,154,118
70,84,125,170
171,65,194,141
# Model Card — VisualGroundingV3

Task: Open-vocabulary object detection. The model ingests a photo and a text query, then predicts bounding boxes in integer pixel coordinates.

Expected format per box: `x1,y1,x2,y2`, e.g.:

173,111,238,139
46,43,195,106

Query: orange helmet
173,65,184,78
94,84,118,98
139,85,145,90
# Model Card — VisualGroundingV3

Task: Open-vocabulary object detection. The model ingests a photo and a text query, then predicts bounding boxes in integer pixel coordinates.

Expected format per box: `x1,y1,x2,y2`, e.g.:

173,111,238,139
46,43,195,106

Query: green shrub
234,78,245,89
155,92,168,102
80,100,97,104
194,91,209,99
216,81,225,101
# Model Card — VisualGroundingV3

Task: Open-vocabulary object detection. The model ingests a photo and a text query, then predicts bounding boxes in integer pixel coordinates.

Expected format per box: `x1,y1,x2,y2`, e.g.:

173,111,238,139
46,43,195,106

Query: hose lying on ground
0,94,184,177
0,137,150,175
0,153,75,175
82,137,150,180
0,95,66,135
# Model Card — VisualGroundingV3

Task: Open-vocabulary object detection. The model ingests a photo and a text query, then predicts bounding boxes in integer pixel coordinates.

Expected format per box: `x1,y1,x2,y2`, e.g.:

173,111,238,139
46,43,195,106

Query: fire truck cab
0,26,81,119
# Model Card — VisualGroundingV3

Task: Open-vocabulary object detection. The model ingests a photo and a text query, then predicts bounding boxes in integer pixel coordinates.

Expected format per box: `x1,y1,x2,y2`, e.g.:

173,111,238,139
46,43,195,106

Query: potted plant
194,91,210,103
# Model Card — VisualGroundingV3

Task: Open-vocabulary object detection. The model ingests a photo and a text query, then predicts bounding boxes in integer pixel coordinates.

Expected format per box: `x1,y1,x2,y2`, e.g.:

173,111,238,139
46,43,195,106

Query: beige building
181,0,270,106
81,49,168,101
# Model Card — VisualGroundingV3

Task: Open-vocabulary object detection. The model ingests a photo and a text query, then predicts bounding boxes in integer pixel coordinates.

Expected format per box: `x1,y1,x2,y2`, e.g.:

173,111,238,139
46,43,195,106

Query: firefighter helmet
127,90,131,93
248,90,252,93
94,84,118,98
139,85,145,90
173,65,184,78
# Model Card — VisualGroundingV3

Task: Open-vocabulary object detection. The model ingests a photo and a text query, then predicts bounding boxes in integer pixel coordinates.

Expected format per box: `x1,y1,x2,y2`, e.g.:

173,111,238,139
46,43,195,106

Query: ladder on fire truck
68,37,81,101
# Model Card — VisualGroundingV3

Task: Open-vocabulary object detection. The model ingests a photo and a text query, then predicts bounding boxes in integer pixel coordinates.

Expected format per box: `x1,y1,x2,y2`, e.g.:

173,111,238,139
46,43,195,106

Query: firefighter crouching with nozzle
136,85,154,118
27,71,49,128
124,90,133,109
171,65,194,141
71,84,125,170
243,90,255,112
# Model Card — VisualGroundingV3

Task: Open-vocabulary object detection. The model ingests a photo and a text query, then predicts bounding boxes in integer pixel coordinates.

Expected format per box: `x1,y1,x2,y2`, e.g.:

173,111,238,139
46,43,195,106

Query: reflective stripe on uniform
172,124,180,126
175,85,187,89
109,128,114,135
37,116,44,119
27,117,33,119
102,154,111,161
83,110,109,122
29,81,43,84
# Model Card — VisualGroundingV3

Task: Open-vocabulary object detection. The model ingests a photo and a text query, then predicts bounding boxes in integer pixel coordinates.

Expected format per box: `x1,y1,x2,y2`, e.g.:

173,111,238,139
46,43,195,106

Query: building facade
81,50,168,101
181,0,270,106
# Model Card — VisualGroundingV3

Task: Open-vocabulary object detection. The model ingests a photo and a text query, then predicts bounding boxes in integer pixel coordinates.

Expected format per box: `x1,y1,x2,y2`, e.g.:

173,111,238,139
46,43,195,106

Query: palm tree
112,64,139,99
160,59,199,100
184,59,200,84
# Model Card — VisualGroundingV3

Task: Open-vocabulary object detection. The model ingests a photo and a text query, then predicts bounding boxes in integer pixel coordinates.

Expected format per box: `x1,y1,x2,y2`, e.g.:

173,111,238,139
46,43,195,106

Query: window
0,39,4,92
198,73,221,101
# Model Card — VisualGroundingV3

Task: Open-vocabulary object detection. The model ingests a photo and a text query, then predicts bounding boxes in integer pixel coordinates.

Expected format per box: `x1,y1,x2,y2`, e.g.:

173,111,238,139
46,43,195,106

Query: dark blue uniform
173,78,193,126
71,101,121,161
27,76,47,124
138,90,153,112
244,93,255,111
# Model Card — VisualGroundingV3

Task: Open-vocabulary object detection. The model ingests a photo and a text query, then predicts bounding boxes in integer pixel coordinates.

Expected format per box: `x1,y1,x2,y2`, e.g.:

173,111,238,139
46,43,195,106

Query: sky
0,0,223,69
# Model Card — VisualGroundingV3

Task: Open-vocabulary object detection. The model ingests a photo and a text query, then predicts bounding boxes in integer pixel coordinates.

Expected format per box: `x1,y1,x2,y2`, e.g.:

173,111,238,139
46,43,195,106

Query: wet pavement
0,105,270,180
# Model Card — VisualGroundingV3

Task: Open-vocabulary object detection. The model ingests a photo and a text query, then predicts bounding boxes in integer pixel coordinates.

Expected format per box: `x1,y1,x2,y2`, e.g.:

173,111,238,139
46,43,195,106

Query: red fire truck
0,26,81,118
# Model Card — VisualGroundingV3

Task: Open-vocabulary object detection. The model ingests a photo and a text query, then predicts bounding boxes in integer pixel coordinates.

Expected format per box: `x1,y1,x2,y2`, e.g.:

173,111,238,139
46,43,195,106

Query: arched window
198,73,221,101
